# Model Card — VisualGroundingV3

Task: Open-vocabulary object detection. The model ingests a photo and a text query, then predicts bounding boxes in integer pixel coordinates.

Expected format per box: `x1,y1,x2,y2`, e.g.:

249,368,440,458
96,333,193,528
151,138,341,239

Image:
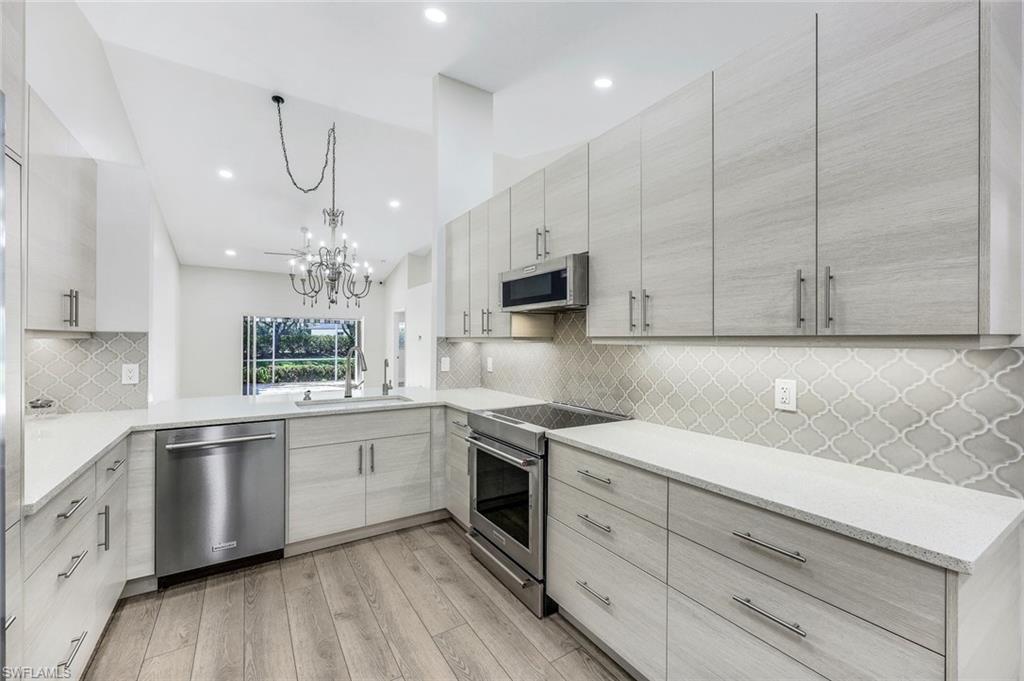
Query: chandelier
268,94,372,308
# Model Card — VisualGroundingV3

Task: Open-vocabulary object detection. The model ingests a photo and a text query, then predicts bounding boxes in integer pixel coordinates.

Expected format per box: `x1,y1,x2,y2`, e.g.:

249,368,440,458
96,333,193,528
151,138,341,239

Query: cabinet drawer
24,468,96,576
668,481,945,652
548,442,667,526
547,518,666,681
668,533,943,681
548,477,667,581
290,408,430,449
95,437,128,499
668,587,824,681
24,509,97,679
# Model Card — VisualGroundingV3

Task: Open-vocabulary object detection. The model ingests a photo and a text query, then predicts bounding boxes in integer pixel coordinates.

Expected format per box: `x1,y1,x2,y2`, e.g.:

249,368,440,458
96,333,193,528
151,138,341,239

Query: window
242,316,361,395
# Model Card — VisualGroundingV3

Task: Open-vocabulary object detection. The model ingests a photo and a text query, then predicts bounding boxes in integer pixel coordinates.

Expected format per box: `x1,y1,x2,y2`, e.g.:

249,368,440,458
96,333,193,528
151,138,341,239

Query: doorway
393,311,406,387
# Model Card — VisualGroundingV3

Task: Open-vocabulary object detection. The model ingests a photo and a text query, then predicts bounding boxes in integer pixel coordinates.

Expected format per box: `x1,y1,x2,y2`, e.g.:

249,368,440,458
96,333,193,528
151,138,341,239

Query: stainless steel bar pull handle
358,444,364,475
486,309,492,334
64,289,76,326
463,310,469,335
576,579,611,606
451,420,468,429
106,458,125,473
57,497,88,520
59,550,89,579
370,443,375,473
4,615,15,631
576,469,611,485
642,289,650,331
628,291,636,330
462,436,535,469
99,505,111,551
577,513,612,533
165,432,277,451
796,269,805,328
74,289,80,327
732,596,807,638
732,531,806,564
535,229,542,259
59,631,88,672
824,266,834,329
543,228,550,257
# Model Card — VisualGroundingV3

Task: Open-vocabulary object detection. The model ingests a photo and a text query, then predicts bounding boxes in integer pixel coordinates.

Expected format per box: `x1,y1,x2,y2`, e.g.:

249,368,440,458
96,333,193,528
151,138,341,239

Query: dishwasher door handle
165,432,278,451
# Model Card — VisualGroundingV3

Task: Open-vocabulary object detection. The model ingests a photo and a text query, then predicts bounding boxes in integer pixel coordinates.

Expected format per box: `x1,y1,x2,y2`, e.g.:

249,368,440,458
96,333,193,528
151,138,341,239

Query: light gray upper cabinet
468,202,489,337
2,0,26,159
714,20,817,336
543,145,589,260
487,190,512,337
817,3,981,335
510,169,545,269
640,74,714,336
587,119,642,338
444,212,470,337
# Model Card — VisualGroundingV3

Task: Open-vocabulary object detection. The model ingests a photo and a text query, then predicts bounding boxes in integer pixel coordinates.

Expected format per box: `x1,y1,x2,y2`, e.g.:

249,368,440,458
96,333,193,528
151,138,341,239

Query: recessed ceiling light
218,168,234,179
389,199,401,209
424,7,447,23
225,249,237,256
594,77,613,90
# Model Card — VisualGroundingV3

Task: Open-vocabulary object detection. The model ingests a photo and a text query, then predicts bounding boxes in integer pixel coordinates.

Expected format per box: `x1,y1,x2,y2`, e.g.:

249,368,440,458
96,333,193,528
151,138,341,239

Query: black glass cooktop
487,403,627,431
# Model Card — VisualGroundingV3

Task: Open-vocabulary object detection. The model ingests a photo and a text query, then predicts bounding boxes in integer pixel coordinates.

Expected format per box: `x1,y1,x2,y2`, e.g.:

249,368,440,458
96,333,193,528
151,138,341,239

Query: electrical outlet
440,357,450,372
486,357,494,373
122,363,140,385
774,379,797,412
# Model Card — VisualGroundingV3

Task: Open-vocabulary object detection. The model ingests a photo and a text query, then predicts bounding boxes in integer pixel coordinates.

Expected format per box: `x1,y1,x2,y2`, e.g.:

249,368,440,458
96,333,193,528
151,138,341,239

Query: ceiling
44,2,819,276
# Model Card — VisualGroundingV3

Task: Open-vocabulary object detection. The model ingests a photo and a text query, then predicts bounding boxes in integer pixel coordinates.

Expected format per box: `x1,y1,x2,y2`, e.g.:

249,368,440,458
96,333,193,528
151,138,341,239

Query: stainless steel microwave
500,253,588,312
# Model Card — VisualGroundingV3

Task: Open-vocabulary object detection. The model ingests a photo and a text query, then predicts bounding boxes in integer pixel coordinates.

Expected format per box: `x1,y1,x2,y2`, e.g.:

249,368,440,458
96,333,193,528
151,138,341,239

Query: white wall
96,162,152,332
149,206,180,402
178,265,386,398
382,253,433,388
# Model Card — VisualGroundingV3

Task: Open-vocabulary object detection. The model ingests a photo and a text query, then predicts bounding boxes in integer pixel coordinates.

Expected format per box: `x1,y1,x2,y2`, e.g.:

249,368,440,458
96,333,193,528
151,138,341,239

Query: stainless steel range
464,403,628,617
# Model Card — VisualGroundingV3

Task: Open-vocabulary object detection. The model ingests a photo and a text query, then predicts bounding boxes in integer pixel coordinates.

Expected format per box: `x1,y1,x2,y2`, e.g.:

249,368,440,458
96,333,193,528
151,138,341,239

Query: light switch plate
774,379,797,412
486,357,494,372
122,363,140,385
440,357,450,372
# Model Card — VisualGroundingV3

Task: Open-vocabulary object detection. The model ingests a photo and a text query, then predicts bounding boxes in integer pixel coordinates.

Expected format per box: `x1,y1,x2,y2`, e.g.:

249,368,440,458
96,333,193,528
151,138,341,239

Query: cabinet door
94,472,127,628
288,442,365,542
469,202,489,336
587,120,641,337
365,434,431,526
818,2,979,335
487,190,511,337
2,0,25,159
444,213,470,338
714,20,817,336
544,145,588,259
510,170,544,269
640,74,713,336
445,432,470,528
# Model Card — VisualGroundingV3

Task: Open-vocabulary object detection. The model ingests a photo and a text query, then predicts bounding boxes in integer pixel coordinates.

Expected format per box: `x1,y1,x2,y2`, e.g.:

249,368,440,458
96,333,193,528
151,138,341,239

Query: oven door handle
461,436,536,469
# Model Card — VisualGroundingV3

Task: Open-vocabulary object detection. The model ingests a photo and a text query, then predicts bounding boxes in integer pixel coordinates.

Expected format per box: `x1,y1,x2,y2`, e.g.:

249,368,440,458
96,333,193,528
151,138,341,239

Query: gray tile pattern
441,313,1024,498
436,338,482,389
26,332,149,413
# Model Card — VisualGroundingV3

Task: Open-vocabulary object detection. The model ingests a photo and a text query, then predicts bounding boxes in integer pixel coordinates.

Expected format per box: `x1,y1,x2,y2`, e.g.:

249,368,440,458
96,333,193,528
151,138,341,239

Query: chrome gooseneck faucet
383,359,393,396
345,346,368,398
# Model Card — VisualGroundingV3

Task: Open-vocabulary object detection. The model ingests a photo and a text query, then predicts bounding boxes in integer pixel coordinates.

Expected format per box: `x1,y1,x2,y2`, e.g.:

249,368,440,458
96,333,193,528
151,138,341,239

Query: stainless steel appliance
156,421,285,587
500,253,588,312
465,403,627,617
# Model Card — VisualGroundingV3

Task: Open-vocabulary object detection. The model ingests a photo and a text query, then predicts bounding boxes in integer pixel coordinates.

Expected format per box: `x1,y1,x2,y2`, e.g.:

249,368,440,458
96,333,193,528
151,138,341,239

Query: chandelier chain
274,96,336,209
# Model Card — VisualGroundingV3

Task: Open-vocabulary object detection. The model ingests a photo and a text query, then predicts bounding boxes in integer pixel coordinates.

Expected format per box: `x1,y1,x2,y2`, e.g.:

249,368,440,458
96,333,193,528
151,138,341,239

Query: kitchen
3,2,1024,680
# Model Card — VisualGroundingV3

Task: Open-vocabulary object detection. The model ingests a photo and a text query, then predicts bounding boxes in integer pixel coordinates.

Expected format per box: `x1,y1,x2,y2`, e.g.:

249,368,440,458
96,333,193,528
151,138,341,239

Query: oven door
468,433,545,579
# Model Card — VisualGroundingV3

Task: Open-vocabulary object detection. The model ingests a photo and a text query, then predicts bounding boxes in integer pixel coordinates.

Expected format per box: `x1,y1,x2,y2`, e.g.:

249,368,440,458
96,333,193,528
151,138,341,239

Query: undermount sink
294,394,413,408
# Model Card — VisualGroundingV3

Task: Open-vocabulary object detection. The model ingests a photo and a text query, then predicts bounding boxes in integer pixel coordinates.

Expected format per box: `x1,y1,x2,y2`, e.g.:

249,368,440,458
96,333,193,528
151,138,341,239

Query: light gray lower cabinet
5,523,23,668
125,432,155,580
94,471,127,637
510,169,545,269
445,410,471,528
365,434,431,525
444,213,470,337
713,18,817,336
543,145,588,261
288,441,366,542
468,202,489,337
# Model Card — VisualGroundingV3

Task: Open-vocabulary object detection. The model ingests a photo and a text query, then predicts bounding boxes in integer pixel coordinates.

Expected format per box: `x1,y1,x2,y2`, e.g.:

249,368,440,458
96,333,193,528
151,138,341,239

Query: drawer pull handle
732,596,806,638
732,531,806,564
106,458,125,472
57,496,88,520
576,469,611,485
98,504,111,551
4,615,15,631
451,420,468,429
58,550,89,579
576,513,612,533
58,630,88,672
576,579,611,606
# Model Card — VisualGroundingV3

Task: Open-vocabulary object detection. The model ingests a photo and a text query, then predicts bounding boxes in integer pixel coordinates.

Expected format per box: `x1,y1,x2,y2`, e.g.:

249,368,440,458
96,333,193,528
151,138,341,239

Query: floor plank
373,532,465,635
551,649,625,681
549,615,634,681
147,580,205,658
425,521,579,662
191,570,244,681
313,545,401,681
414,544,564,681
434,624,513,681
281,554,351,681
244,563,298,681
139,645,196,681
396,526,437,551
345,540,458,681
84,591,162,681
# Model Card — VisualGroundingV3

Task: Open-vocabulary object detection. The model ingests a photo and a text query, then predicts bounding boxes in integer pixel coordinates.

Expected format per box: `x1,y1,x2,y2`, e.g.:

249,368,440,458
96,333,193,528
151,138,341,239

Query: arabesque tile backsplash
26,333,149,413
438,312,1024,498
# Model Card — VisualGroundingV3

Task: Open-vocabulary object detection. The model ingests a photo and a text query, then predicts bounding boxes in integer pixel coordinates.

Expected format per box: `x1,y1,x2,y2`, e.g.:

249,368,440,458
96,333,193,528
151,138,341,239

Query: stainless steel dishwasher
156,420,285,587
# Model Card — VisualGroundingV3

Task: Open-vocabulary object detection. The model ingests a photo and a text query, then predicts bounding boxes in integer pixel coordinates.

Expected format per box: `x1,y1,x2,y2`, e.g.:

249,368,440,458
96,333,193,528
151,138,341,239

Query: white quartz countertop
23,387,543,514
547,420,1024,574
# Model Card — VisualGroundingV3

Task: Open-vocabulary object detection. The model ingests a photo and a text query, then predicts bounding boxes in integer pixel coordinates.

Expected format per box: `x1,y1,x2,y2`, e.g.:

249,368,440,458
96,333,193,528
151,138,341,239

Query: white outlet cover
486,357,494,372
774,379,797,411
122,363,140,385
440,357,451,372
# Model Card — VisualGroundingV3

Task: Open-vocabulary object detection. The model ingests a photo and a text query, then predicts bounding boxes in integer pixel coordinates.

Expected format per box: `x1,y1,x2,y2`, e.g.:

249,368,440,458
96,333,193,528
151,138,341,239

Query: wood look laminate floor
84,520,636,681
